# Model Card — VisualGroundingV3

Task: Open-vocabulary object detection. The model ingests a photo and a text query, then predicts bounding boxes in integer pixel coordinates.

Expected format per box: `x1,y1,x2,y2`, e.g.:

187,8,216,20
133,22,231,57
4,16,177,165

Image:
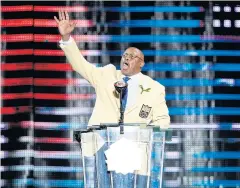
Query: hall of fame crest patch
139,104,152,118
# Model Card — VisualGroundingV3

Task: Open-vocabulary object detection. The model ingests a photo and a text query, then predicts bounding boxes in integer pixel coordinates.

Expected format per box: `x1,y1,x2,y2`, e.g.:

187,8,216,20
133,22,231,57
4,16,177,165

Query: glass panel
80,125,166,188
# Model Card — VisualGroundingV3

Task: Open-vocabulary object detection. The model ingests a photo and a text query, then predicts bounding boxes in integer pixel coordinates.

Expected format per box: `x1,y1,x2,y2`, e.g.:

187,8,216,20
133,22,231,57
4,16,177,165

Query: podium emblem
139,104,152,118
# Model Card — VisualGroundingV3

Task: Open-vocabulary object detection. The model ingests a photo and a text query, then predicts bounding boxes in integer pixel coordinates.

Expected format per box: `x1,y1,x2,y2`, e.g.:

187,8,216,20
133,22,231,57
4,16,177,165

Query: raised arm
54,10,104,87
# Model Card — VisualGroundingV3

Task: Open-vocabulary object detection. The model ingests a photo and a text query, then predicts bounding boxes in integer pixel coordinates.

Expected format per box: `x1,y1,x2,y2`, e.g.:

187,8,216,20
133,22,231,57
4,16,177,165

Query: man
54,10,170,129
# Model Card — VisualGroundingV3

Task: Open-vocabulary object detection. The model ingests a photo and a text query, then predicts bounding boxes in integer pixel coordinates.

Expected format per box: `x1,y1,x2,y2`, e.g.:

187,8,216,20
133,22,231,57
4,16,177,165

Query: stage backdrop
1,1,240,187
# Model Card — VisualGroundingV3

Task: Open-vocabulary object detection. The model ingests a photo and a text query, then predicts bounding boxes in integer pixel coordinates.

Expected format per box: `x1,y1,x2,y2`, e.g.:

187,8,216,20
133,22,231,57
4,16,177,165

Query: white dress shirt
59,36,73,45
121,73,141,109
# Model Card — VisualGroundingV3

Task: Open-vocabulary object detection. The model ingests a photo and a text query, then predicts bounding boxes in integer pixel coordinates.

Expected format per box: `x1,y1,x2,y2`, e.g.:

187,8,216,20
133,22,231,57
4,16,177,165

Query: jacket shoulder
154,80,165,91
101,64,116,71
143,74,165,92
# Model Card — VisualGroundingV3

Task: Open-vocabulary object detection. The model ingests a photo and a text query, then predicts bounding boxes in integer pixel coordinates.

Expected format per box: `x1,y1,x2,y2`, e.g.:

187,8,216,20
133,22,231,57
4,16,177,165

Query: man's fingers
60,9,66,20
54,16,60,24
58,10,63,20
65,11,69,20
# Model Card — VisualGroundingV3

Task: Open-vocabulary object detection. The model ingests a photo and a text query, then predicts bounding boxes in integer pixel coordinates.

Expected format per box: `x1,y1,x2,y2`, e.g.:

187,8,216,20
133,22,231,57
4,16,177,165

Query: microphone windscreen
114,81,128,93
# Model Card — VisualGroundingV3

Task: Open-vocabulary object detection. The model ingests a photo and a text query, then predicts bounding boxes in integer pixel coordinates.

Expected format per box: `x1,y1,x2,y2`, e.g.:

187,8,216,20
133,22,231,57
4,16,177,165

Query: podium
74,124,171,188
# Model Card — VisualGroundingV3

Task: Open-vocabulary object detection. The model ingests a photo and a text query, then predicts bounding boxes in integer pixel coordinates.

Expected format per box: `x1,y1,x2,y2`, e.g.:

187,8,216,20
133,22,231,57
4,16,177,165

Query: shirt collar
121,72,142,81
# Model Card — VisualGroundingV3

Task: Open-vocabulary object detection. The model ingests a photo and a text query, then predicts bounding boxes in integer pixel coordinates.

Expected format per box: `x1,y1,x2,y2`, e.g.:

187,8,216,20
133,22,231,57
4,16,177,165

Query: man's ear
140,61,145,68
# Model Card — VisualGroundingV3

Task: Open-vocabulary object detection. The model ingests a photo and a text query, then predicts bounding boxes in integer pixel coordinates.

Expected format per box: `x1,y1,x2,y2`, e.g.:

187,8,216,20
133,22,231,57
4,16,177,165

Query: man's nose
124,56,130,61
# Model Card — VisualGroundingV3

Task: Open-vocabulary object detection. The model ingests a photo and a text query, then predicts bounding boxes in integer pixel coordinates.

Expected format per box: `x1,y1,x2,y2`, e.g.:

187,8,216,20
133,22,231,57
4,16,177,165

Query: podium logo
139,104,152,118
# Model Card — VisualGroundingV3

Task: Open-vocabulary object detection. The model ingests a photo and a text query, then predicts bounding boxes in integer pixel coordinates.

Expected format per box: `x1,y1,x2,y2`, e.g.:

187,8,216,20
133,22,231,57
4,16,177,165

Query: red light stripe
1,5,33,12
34,137,72,144
34,6,88,12
34,34,101,42
1,34,33,42
1,49,33,56
34,78,77,86
34,34,61,42
2,78,33,86
1,106,32,115
1,19,34,27
34,49,64,56
1,121,56,129
1,62,33,71
34,63,72,71
1,78,84,86
34,93,94,100
34,49,99,56
34,19,93,27
2,93,93,100
2,92,33,100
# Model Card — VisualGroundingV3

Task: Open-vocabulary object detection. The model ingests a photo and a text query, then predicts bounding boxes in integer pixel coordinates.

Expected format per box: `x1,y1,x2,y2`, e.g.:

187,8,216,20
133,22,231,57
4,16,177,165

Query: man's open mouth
122,62,129,69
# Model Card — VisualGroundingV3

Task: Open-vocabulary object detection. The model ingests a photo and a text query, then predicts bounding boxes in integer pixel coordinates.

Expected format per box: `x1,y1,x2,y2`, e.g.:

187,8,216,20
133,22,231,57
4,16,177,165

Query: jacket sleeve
59,38,106,87
149,85,170,129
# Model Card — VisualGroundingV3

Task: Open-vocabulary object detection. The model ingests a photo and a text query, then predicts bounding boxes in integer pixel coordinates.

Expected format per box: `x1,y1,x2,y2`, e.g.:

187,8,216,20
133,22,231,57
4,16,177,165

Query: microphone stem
119,91,124,134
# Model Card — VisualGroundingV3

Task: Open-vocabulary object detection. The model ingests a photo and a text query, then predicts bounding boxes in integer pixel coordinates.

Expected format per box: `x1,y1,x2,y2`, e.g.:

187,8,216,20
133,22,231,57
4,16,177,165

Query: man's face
120,47,144,76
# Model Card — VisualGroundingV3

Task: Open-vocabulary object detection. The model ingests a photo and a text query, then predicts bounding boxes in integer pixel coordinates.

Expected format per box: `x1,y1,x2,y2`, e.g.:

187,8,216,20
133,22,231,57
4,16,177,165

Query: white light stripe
170,124,218,128
35,107,93,115
213,6,220,12
1,165,83,172
0,180,6,187
164,179,181,187
224,6,231,12
224,20,231,27
235,7,240,12
2,122,240,129
1,150,180,159
0,166,6,172
232,124,240,128
19,136,34,142
213,19,221,27
0,123,6,129
0,178,179,188
1,165,182,173
165,152,181,159
166,137,181,144
0,136,8,143
235,20,240,28
0,150,81,159
164,167,182,172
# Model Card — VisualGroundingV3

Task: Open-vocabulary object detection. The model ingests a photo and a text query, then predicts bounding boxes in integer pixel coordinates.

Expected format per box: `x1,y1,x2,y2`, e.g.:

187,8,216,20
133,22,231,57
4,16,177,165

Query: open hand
54,10,76,40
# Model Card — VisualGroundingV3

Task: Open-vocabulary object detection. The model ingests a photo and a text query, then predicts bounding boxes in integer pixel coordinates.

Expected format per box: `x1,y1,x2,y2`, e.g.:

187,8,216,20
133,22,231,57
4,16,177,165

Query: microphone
114,80,128,134
114,80,128,94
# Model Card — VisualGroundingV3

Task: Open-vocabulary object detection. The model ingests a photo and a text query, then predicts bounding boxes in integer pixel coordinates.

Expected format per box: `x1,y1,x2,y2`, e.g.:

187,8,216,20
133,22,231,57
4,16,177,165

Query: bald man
55,11,170,128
